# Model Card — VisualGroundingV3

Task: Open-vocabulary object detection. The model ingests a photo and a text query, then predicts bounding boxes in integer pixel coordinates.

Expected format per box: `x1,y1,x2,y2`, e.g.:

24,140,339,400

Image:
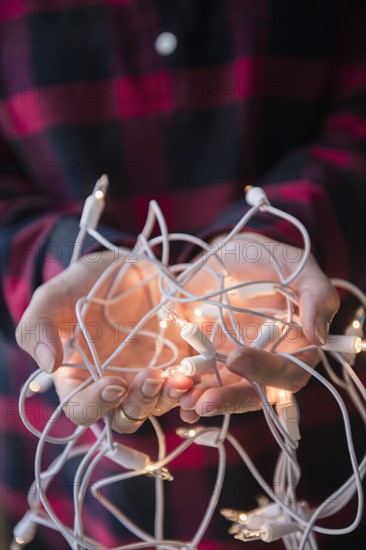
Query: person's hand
178,233,340,422
16,251,192,433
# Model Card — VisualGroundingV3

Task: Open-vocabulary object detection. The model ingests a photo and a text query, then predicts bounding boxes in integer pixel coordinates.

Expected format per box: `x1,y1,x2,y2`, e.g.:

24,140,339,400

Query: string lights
13,180,365,550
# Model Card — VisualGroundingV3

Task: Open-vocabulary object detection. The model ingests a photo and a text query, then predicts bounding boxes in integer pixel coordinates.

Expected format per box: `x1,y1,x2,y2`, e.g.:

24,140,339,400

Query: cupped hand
179,233,340,422
16,251,192,433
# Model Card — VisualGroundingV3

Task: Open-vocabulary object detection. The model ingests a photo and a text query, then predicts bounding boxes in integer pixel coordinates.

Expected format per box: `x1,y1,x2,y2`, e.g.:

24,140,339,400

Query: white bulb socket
245,186,269,207
261,522,298,542
26,371,53,397
13,512,37,545
79,193,105,229
322,335,364,354
180,355,214,376
107,443,150,471
180,323,216,359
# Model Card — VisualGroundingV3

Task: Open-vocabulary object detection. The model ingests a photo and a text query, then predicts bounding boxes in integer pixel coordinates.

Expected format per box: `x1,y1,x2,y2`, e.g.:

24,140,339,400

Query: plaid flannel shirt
0,1,365,548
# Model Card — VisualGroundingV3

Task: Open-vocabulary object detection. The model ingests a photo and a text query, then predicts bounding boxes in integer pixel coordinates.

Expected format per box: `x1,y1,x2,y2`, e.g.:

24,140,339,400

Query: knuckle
328,287,341,315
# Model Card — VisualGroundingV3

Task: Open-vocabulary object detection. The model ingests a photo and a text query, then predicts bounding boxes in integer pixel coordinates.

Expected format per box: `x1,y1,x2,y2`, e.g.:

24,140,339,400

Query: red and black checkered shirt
0,1,365,548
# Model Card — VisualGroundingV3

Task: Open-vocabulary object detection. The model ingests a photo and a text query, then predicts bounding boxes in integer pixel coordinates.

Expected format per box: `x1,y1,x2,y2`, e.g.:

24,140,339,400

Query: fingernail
141,378,164,398
101,385,126,402
35,343,55,373
167,388,187,400
202,403,219,417
226,349,245,371
315,315,330,345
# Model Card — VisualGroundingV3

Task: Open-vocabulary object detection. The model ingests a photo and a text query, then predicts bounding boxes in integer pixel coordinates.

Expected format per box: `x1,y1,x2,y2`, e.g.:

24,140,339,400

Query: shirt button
154,32,178,56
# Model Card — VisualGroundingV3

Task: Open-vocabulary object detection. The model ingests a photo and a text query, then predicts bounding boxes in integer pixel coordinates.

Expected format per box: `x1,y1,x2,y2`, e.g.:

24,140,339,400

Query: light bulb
277,389,293,405
345,307,365,338
194,307,202,317
29,381,41,393
162,365,186,377
163,355,214,377
93,173,108,198
275,391,300,442
160,304,216,359
26,371,53,397
145,465,174,481
245,186,270,207
266,387,292,406
79,174,108,229
176,425,220,447
322,335,365,353
160,303,191,331
221,508,247,523
12,513,37,546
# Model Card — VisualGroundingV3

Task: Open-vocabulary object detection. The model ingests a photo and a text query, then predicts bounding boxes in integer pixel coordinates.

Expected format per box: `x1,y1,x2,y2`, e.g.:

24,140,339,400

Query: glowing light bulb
161,303,190,331
245,186,270,207
163,356,214,377
159,319,168,329
352,320,361,329
146,465,173,481
161,304,216,359
94,173,108,196
194,307,202,317
176,427,196,439
29,381,41,393
26,372,53,397
162,365,185,377
220,508,248,523
322,335,365,353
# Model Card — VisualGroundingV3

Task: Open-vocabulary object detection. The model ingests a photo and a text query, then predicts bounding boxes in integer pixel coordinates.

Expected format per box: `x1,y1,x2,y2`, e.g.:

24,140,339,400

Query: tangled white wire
14,177,365,550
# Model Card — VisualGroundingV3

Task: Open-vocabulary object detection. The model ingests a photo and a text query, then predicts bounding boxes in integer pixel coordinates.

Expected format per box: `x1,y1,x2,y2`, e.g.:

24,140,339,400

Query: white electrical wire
15,183,365,549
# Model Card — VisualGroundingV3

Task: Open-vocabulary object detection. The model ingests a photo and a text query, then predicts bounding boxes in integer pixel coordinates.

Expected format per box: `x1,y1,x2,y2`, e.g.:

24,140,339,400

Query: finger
53,373,128,426
16,280,67,373
226,347,311,393
180,382,212,411
179,408,200,424
113,369,165,433
193,382,261,417
292,256,340,345
152,374,193,416
15,253,115,373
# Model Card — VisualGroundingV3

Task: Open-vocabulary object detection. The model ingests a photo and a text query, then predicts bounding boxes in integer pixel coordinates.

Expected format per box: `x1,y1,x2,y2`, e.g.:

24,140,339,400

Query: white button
154,32,177,56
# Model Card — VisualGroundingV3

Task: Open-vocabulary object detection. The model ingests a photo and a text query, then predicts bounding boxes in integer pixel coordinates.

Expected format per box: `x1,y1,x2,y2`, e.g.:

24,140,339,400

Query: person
0,1,365,548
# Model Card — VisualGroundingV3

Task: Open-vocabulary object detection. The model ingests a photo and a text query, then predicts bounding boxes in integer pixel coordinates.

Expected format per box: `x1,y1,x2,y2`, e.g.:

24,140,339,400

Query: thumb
292,256,340,345
15,284,66,374
226,347,310,393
